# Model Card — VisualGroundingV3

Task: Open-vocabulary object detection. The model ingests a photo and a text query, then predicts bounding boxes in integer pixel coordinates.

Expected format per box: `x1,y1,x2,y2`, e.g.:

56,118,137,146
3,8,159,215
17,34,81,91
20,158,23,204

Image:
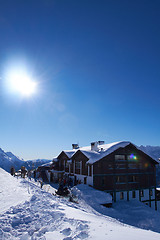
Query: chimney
98,141,105,145
91,142,99,151
72,144,79,150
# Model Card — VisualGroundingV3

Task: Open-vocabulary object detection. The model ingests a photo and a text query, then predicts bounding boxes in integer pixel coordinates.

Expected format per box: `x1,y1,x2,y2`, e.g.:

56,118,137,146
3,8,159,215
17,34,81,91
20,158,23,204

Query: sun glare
8,70,37,97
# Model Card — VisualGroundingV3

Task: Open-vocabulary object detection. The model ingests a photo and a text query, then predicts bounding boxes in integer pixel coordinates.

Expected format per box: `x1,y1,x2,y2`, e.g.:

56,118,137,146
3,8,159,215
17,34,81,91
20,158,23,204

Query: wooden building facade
55,141,158,209
93,144,157,208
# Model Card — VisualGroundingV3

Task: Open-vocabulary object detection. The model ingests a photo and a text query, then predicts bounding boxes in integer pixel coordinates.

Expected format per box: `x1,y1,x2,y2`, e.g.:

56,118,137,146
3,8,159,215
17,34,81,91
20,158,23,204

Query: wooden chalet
36,158,64,183
56,141,159,209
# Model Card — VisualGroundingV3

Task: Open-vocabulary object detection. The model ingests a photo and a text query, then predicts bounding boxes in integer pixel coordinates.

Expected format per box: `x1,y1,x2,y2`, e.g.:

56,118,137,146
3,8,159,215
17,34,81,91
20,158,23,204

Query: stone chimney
72,144,79,150
98,141,105,145
91,142,99,151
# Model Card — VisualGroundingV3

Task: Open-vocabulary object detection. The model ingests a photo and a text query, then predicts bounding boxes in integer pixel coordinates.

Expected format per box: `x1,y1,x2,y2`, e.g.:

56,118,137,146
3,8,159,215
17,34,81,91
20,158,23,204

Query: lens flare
129,154,138,161
144,163,149,168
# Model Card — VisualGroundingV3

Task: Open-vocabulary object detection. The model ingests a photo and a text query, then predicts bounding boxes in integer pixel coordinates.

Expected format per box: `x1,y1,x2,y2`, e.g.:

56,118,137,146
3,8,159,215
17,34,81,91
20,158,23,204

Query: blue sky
0,0,160,159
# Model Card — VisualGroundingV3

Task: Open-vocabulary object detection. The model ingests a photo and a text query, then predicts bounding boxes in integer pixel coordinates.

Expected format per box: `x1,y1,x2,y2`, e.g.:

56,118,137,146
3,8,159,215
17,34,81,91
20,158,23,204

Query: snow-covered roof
82,141,131,164
52,158,58,162
62,141,130,163
63,150,77,159
60,141,159,164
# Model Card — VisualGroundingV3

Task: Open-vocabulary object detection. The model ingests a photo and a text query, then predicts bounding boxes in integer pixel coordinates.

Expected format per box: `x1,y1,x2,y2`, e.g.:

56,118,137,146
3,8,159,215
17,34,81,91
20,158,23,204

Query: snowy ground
73,185,160,234
0,168,31,214
0,168,160,240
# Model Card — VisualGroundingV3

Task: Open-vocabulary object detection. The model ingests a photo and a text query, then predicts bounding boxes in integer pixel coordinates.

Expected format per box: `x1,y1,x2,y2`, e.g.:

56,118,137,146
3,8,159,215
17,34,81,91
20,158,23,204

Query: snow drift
0,168,160,240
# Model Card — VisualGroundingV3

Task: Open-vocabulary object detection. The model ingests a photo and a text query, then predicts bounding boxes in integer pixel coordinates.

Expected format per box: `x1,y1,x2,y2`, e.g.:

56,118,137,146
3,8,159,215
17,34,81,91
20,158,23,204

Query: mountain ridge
139,145,160,161
0,148,52,172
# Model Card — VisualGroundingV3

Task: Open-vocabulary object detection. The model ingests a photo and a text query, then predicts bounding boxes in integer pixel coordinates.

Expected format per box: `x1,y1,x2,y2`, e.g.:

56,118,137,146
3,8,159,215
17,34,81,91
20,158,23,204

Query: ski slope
0,168,160,240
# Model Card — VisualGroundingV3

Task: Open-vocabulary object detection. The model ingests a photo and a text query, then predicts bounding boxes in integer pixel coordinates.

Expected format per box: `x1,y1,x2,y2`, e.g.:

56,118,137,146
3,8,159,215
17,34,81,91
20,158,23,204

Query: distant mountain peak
139,145,160,161
0,147,52,172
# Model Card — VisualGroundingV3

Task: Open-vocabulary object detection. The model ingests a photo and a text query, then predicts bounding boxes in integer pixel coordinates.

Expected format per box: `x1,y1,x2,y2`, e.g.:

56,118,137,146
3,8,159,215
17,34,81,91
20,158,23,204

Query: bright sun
8,71,37,97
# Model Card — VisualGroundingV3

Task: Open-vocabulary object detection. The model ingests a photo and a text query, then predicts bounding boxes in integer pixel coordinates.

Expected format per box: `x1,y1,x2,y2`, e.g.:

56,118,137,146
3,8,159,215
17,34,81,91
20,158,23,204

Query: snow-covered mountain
24,159,52,170
0,148,52,172
137,145,160,184
0,148,24,172
139,145,160,161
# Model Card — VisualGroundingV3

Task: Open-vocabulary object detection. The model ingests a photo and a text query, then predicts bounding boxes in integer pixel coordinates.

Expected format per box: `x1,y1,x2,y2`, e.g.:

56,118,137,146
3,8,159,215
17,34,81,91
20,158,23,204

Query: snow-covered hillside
0,168,160,240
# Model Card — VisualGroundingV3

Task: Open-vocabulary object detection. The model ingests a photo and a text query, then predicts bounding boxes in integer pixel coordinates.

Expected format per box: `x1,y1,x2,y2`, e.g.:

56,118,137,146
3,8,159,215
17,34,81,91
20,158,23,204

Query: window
89,165,92,176
75,161,81,170
128,175,138,183
150,189,153,196
108,164,113,169
128,163,137,169
65,162,69,168
115,163,126,169
132,191,136,198
120,192,124,200
116,176,126,183
140,190,144,197
139,163,143,169
102,176,105,186
115,155,125,161
116,176,120,183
